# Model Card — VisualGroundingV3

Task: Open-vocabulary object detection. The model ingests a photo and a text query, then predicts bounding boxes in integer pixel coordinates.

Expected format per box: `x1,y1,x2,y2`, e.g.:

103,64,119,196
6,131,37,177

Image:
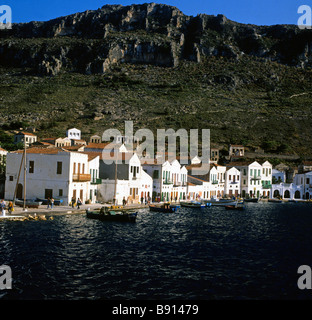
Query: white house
261,161,273,198
98,152,152,205
66,128,81,141
187,175,210,200
294,171,312,200
14,132,37,147
225,166,241,198
209,164,226,198
142,159,187,202
232,161,272,198
5,147,96,205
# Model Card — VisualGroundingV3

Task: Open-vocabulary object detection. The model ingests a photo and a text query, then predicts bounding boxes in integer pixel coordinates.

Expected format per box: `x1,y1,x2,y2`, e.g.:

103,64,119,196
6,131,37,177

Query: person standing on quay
51,197,54,210
0,199,6,216
47,197,51,209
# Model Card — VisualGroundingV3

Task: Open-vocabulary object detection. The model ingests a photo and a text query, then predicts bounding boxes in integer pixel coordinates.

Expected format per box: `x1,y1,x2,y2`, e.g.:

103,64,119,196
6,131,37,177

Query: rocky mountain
0,3,312,158
1,3,312,75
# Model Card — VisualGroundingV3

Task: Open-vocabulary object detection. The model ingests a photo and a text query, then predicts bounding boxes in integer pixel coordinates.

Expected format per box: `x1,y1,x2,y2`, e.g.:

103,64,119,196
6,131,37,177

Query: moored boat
203,199,239,206
180,201,206,208
149,203,179,213
15,199,43,208
86,207,137,222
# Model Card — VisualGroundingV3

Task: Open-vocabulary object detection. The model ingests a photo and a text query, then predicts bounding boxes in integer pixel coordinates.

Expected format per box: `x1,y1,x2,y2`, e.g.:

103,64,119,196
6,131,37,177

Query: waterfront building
293,171,312,199
271,183,304,200
98,152,152,205
187,175,210,200
209,164,226,198
142,159,187,202
231,161,272,198
5,147,97,205
224,166,241,198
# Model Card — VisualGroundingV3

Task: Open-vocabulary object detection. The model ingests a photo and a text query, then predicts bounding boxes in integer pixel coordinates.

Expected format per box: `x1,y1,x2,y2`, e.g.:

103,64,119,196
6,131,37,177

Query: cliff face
1,3,312,75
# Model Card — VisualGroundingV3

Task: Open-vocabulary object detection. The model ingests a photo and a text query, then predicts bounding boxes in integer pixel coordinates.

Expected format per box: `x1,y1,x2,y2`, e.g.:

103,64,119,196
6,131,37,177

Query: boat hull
86,210,137,222
180,201,206,208
15,199,42,208
204,200,239,206
149,205,178,213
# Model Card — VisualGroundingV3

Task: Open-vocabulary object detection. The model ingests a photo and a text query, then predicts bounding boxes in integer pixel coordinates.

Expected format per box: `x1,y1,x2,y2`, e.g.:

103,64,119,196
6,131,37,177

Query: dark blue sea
1,202,312,300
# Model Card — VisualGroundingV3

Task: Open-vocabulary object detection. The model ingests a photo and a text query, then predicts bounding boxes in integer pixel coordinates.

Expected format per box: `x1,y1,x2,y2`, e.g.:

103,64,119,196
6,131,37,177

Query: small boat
180,201,206,208
225,200,245,210
86,207,137,222
149,203,179,213
204,199,238,206
36,198,63,206
15,199,43,208
244,198,259,203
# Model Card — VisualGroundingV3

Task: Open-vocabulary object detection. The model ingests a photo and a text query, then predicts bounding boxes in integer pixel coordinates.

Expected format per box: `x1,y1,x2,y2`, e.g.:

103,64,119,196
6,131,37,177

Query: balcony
91,178,102,185
163,179,173,185
212,180,219,185
250,175,261,180
262,184,272,189
73,173,91,182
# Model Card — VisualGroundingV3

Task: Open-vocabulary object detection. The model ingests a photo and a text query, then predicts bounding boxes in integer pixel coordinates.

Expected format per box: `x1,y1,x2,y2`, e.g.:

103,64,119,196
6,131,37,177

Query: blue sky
3,0,308,25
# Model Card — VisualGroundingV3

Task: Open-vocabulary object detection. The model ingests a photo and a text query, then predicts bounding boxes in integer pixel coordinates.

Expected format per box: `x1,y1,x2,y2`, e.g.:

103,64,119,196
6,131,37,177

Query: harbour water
1,202,312,300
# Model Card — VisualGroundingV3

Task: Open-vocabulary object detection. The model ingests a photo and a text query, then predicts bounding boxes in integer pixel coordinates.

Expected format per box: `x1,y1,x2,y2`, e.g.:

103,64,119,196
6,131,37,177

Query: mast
114,147,118,205
23,137,26,211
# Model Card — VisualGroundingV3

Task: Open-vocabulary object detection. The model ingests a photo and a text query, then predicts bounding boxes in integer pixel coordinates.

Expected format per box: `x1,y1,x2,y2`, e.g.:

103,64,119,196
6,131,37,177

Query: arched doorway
306,192,310,200
284,190,290,198
273,190,280,198
294,191,301,199
16,183,23,199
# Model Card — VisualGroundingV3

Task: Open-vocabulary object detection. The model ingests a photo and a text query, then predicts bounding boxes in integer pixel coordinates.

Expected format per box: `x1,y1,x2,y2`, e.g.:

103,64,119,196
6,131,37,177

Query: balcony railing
262,184,272,189
91,178,102,185
212,180,219,185
250,175,261,180
163,179,173,185
73,173,91,182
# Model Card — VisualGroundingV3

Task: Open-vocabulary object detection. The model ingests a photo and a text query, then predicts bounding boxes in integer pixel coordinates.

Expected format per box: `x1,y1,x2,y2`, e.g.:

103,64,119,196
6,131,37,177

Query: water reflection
0,203,312,299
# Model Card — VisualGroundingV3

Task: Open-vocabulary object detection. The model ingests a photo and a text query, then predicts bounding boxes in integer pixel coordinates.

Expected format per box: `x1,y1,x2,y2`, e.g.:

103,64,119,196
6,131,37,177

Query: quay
1,203,149,218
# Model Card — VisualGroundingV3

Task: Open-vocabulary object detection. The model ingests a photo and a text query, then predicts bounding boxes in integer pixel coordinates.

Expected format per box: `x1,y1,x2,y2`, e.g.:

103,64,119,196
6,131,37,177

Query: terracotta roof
85,142,111,149
81,152,101,161
0,147,7,152
14,147,66,154
16,131,37,137
230,145,244,148
302,161,312,166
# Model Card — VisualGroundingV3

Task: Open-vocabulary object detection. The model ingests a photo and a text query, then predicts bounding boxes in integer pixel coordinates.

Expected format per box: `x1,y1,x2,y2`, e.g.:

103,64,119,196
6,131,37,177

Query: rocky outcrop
1,3,312,75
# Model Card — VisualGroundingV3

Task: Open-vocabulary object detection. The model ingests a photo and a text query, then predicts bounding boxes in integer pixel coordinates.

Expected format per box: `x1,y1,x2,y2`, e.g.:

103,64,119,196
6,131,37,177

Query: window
9,176,13,181
29,161,34,174
250,169,253,176
59,189,63,197
57,162,62,174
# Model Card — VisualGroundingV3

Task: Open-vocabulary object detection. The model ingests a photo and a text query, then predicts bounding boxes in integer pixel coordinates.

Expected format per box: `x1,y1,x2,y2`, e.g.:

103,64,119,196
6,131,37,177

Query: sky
2,0,309,26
